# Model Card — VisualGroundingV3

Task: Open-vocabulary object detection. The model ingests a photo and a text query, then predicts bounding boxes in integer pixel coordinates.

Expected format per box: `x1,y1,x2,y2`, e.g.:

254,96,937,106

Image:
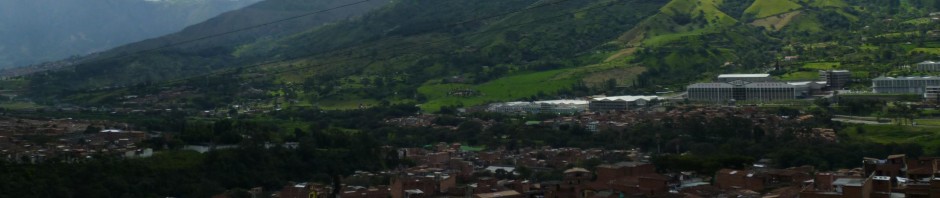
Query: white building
588,95,659,112
915,61,940,72
872,76,940,94
687,80,815,102
486,100,588,114
717,74,773,83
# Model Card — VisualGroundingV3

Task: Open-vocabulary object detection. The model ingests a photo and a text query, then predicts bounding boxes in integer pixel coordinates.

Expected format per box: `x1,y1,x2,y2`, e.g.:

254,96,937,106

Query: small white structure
915,61,940,72
588,95,659,112
486,100,588,114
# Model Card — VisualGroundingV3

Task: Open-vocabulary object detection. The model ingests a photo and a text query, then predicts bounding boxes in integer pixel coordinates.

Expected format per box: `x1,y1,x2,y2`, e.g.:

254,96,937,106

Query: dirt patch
750,11,801,31
605,47,637,62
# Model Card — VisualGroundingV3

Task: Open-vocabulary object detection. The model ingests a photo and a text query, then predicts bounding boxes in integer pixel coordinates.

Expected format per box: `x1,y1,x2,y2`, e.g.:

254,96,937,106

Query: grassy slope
618,0,738,47
803,62,841,70
417,53,647,111
750,11,801,30
788,13,824,32
846,124,940,154
418,69,577,111
802,0,849,8
745,0,802,18
747,0,852,31
911,48,940,55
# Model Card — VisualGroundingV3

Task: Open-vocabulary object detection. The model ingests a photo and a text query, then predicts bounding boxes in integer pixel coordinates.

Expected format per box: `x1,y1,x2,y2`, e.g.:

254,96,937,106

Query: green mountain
20,0,940,111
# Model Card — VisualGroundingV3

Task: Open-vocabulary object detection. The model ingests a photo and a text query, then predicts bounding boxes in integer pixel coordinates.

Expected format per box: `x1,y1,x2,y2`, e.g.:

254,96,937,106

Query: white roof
534,100,589,105
485,166,515,173
718,74,770,78
491,102,533,107
786,81,825,86
874,76,940,80
919,61,939,64
688,83,734,88
100,129,124,133
746,82,796,88
591,95,659,102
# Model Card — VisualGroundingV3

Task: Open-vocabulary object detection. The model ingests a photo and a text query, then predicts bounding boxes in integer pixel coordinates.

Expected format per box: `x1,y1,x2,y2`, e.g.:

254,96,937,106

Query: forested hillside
21,0,940,111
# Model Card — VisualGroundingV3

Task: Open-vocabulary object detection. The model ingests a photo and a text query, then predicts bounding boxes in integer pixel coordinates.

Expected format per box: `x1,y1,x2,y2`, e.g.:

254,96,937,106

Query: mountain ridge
0,0,263,68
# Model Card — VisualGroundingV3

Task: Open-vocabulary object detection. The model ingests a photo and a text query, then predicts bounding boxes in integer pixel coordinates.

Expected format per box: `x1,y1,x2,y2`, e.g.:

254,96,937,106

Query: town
2,0,940,197
249,145,940,198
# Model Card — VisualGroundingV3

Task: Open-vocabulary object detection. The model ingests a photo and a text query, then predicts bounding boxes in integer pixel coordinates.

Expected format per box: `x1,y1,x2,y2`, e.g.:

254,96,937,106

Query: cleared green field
750,11,801,31
779,71,819,81
876,31,920,39
915,119,940,126
644,28,713,46
803,62,840,70
659,0,736,25
790,14,824,32
911,48,940,55
802,0,848,8
845,125,940,153
903,18,933,25
460,145,486,152
745,0,802,19
638,0,736,46
0,102,42,110
0,79,27,90
851,71,870,79
418,69,579,111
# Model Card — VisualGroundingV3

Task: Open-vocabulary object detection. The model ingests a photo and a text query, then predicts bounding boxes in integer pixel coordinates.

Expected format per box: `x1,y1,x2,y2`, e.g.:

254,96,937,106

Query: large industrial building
588,96,659,112
687,81,818,102
688,73,824,102
871,76,940,94
914,61,940,72
486,96,660,114
486,100,588,114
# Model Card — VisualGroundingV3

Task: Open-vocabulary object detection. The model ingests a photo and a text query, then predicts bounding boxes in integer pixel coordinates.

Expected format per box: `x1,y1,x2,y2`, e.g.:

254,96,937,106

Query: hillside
17,0,940,112
23,0,391,96
0,0,261,68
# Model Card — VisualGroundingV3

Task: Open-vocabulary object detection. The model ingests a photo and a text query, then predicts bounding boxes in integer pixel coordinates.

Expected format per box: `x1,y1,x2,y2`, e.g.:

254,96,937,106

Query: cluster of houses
706,154,940,198
528,106,836,141
261,142,682,198
0,117,152,163
231,142,940,198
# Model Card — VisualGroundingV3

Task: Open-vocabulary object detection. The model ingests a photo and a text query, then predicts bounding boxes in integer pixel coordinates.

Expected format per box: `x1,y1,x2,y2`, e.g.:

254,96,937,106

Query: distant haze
0,0,263,68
